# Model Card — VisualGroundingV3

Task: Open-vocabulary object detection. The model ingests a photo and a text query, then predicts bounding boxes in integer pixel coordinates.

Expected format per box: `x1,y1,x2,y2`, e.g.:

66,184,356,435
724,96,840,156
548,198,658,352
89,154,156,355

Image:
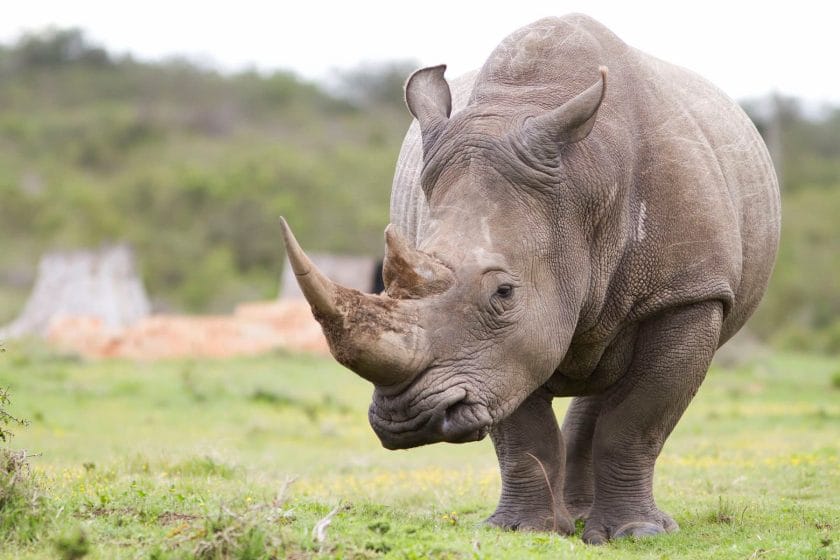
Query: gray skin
281,14,779,544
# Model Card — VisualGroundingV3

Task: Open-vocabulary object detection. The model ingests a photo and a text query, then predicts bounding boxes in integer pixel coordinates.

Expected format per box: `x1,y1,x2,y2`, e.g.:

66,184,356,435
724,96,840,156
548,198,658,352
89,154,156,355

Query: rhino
280,14,780,544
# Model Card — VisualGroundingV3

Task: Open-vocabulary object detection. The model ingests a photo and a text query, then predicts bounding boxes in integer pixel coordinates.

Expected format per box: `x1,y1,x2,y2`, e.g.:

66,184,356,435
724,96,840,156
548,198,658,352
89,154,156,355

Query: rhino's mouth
368,385,492,450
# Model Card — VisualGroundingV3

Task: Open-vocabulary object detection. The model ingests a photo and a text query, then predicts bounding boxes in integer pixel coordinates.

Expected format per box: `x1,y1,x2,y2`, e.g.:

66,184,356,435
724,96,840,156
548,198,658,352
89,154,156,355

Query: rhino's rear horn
383,224,454,299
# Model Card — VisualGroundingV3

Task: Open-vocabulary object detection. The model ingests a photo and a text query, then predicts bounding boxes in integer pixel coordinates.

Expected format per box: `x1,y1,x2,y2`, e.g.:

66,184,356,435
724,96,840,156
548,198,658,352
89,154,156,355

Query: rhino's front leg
583,301,723,544
486,389,574,535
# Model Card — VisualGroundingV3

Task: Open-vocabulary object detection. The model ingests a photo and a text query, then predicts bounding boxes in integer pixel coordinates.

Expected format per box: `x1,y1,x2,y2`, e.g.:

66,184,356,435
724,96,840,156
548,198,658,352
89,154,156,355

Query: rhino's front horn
280,218,431,387
279,217,339,318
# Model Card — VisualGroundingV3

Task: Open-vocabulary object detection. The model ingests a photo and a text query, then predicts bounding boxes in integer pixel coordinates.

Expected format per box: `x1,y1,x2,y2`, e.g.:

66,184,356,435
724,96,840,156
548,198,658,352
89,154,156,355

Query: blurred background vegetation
0,29,837,353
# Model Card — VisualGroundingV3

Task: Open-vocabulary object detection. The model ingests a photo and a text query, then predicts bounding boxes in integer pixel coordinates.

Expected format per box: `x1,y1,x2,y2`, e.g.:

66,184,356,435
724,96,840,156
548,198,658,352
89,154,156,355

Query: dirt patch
158,511,201,524
46,300,329,360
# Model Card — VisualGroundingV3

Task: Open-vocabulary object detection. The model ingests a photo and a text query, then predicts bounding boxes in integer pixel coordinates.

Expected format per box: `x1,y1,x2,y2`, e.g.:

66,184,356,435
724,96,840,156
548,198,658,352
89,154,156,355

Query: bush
0,386,27,443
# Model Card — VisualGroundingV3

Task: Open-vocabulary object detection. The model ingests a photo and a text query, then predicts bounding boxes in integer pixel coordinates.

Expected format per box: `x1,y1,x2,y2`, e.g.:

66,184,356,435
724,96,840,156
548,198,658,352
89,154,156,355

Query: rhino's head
282,64,607,449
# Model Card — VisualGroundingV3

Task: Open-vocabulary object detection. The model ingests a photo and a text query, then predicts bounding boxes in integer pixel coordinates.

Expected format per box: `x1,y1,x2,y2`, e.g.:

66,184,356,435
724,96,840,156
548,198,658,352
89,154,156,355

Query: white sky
2,0,839,103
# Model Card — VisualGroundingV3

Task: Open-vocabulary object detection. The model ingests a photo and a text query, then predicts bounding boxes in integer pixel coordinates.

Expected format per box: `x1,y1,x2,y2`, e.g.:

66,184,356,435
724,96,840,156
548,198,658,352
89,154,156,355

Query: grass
0,343,837,559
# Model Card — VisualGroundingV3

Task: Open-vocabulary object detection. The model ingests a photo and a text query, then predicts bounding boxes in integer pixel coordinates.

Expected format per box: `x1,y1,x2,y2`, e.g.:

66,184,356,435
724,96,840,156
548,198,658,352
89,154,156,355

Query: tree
10,28,110,70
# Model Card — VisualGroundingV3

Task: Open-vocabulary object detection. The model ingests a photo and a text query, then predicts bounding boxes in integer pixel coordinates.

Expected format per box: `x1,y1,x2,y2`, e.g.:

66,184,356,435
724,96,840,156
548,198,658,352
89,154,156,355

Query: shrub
53,525,90,560
1,388,45,543
0,448,46,542
0,386,28,443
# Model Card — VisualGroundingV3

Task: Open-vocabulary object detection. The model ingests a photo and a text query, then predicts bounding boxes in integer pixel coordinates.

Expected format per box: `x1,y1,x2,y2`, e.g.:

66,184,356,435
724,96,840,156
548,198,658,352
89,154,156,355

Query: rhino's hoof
583,510,678,544
614,521,669,538
582,528,609,545
485,509,574,536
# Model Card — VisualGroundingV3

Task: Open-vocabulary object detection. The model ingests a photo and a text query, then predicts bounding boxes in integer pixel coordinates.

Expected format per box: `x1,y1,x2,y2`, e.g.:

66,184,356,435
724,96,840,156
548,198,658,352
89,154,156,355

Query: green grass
0,344,837,559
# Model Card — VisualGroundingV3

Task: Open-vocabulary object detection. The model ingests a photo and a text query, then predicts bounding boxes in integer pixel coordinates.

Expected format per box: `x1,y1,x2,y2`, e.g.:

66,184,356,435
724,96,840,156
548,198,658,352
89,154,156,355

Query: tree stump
0,245,150,340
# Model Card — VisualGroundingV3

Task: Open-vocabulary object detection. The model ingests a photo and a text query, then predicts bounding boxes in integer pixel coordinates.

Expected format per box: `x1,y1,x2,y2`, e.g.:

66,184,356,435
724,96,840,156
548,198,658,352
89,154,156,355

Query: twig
312,503,342,549
275,476,296,507
748,547,779,559
526,451,557,533
739,503,750,525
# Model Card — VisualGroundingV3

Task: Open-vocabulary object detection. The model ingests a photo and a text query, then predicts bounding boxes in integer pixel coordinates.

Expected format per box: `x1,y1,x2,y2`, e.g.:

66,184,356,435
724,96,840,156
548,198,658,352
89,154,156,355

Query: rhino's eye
495,284,514,299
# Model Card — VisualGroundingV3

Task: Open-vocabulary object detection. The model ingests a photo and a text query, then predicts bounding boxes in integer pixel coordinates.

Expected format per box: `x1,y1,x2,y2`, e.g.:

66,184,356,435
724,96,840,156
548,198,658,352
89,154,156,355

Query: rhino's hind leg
583,301,723,545
486,389,574,535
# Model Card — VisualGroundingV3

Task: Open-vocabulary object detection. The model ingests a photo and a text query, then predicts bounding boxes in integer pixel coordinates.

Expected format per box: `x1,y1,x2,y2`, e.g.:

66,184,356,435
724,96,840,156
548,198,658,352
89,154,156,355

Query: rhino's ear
524,66,607,148
405,65,452,144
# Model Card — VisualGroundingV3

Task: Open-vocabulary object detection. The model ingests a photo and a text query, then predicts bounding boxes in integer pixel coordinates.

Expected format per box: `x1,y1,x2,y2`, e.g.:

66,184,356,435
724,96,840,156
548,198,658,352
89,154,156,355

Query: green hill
0,29,412,314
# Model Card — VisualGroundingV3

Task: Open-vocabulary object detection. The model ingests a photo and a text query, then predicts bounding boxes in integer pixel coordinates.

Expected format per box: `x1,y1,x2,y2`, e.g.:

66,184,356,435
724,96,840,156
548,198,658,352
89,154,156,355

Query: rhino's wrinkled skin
282,14,779,544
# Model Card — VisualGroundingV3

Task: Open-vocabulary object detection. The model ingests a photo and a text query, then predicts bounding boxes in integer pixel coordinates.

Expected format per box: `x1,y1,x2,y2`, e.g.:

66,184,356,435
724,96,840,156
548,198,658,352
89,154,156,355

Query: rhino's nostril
441,395,490,443
443,399,469,432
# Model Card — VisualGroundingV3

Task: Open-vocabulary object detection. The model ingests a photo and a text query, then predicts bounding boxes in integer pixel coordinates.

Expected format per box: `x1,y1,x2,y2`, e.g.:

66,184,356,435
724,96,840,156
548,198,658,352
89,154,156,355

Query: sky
2,0,839,104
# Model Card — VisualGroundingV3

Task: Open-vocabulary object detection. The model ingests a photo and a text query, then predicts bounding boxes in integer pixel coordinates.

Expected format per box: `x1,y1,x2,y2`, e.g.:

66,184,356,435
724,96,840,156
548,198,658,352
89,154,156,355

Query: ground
0,344,837,559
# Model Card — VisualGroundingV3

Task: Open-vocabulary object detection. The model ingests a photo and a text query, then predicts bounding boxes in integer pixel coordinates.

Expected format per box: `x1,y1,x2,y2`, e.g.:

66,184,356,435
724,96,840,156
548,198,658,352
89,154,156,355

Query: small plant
169,456,236,479
368,520,390,534
180,365,207,402
1,448,46,542
168,480,296,558
709,496,749,526
54,526,90,560
248,389,321,423
711,496,736,525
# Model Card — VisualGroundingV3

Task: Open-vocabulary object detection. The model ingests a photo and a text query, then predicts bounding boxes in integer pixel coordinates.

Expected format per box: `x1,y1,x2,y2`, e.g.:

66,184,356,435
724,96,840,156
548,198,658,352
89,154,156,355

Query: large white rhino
281,14,780,543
